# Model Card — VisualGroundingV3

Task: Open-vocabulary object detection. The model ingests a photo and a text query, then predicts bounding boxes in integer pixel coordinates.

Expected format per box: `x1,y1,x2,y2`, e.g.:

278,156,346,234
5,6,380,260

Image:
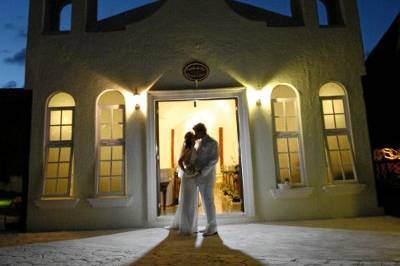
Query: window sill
87,196,133,208
322,183,366,196
35,197,79,209
270,187,314,200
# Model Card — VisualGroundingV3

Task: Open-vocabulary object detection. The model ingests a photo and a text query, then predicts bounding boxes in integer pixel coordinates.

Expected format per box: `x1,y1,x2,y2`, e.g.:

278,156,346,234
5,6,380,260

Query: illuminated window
319,82,357,182
97,91,126,195
43,92,75,196
271,85,304,186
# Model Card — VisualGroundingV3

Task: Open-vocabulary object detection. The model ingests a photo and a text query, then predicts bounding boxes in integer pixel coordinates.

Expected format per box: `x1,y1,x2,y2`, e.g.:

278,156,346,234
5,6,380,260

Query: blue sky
0,0,399,89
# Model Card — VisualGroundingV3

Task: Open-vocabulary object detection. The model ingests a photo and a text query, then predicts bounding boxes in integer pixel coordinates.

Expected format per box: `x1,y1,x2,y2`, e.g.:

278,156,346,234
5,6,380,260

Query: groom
192,123,219,237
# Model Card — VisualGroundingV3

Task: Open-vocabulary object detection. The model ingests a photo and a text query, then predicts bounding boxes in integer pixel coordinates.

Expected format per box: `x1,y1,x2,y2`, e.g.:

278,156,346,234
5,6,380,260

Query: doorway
146,88,255,224
156,98,244,216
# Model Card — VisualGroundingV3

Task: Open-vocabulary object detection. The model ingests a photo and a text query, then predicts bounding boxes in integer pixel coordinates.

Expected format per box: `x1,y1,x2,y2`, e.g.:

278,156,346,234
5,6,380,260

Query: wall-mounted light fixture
133,88,140,110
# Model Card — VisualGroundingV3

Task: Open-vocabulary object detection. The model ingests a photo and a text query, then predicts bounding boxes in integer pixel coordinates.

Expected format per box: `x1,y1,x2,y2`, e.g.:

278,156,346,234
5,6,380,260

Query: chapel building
25,0,382,231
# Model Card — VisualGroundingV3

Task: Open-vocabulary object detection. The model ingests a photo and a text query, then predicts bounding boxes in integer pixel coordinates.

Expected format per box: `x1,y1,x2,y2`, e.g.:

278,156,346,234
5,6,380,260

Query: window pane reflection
275,118,285,132
111,177,122,192
100,162,111,176
50,111,61,125
57,179,68,194
112,124,123,139
48,148,59,162
59,147,71,161
100,109,111,124
61,126,72,140
113,109,123,123
45,180,56,194
278,154,289,168
50,126,61,141
338,135,350,149
287,118,298,131
111,161,122,176
99,177,110,193
333,100,344,113
322,100,333,114
335,114,346,128
112,146,123,160
286,101,295,116
101,146,112,160
277,138,288,153
274,102,284,116
288,138,298,152
46,163,58,178
324,115,335,129
101,125,112,139
62,110,73,124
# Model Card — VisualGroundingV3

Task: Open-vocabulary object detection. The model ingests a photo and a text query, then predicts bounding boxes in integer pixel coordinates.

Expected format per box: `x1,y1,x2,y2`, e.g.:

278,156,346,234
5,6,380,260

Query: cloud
4,23,15,30
4,48,26,65
17,29,27,39
1,80,18,88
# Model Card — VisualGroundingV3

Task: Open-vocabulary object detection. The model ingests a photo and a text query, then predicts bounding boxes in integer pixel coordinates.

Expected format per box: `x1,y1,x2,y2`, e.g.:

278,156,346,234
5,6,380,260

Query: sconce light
256,99,262,107
133,88,140,110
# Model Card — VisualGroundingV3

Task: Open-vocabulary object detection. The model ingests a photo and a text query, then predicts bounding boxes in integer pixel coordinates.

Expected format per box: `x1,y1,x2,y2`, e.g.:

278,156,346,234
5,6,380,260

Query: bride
170,131,199,235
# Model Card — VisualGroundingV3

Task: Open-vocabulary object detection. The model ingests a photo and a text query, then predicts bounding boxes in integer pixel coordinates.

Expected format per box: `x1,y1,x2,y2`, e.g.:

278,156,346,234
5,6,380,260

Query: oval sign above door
183,61,210,82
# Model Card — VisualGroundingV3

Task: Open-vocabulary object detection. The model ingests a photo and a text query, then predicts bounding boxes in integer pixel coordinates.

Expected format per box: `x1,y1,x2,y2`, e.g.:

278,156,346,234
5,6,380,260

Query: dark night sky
0,0,399,88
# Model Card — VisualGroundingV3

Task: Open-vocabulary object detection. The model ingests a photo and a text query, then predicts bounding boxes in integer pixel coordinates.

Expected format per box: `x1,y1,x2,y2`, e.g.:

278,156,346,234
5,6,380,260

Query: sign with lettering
183,61,209,82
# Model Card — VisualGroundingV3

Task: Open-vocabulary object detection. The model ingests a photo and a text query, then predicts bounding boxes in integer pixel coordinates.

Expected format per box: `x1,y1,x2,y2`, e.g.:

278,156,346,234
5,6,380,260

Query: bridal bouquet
184,164,199,178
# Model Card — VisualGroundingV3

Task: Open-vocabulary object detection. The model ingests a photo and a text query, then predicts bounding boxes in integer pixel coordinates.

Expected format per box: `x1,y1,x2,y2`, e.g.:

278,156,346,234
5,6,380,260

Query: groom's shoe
202,230,218,237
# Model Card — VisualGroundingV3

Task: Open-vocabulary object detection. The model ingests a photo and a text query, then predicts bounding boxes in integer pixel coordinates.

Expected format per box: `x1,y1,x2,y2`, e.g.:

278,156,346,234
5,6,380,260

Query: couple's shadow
129,230,263,265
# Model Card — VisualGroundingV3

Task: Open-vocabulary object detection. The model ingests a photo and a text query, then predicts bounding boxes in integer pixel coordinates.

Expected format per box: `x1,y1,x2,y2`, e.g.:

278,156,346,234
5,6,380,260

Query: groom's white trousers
198,177,217,232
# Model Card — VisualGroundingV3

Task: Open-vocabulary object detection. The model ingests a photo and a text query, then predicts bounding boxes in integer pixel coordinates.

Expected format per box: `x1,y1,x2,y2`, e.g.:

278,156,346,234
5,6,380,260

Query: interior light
133,88,140,110
0,199,12,208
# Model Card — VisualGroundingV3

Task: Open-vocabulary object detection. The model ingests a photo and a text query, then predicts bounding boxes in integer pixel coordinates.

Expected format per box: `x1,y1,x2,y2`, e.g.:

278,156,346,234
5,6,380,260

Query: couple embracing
169,123,219,237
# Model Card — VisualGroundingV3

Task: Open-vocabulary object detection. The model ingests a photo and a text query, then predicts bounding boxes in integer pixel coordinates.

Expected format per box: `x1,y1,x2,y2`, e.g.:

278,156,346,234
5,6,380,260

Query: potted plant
278,178,290,190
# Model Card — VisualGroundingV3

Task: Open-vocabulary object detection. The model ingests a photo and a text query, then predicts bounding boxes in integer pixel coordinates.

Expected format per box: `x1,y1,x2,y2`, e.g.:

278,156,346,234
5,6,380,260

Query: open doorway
156,98,244,216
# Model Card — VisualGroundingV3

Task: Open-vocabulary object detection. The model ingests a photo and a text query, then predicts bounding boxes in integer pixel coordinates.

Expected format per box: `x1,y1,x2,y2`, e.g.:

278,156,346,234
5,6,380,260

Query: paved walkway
1,217,400,266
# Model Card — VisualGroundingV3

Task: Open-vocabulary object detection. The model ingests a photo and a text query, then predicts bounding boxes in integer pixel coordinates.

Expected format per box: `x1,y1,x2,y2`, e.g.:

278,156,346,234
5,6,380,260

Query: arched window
97,91,126,195
59,4,72,31
271,85,304,186
317,0,344,27
319,82,356,182
317,0,329,26
43,92,75,196
44,0,72,32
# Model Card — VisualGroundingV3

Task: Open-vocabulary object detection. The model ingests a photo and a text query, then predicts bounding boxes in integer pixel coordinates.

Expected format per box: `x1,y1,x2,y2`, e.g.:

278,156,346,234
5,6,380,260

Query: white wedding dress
171,148,198,235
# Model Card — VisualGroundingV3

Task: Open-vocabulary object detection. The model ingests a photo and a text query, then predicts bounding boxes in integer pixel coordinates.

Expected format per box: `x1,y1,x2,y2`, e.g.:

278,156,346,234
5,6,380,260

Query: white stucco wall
25,0,382,231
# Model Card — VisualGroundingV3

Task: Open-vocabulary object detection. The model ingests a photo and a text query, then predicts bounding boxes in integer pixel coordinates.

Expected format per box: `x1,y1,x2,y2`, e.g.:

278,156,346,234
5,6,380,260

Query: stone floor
0,216,399,266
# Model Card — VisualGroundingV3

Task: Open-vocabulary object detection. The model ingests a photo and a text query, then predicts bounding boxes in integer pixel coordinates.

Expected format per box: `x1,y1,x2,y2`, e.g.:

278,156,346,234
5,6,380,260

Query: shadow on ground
129,231,263,266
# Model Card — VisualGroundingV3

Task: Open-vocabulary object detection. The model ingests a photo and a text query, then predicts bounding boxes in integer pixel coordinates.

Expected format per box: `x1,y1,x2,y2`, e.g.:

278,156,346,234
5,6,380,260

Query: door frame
146,87,255,225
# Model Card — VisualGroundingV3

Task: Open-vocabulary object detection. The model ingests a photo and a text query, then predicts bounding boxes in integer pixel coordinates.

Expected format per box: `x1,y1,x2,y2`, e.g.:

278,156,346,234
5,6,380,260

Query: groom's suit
193,134,219,233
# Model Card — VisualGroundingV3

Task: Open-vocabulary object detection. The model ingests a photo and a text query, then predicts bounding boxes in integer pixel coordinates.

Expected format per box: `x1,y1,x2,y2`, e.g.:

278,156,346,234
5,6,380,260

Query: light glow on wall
246,87,270,107
123,89,147,116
